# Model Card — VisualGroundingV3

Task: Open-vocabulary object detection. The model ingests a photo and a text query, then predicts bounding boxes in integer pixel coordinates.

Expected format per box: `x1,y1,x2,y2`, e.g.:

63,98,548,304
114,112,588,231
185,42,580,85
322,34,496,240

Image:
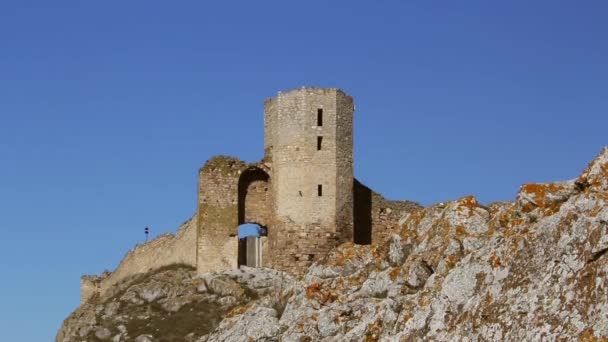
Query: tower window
317,109,323,126
318,184,323,197
317,136,323,150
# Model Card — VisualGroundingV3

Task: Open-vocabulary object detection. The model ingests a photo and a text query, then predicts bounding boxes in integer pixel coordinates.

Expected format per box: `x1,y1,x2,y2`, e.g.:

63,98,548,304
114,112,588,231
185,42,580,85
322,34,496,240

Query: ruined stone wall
266,88,354,274
196,156,245,274
80,216,197,303
264,97,277,159
354,179,421,245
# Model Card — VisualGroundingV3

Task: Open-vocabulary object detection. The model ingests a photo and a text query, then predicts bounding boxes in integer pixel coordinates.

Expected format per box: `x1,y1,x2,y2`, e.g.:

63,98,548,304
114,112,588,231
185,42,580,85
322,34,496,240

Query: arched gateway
237,167,270,267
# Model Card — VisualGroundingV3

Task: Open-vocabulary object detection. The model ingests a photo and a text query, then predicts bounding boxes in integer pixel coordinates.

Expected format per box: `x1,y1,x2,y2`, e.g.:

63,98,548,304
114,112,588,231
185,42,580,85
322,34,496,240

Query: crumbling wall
264,97,277,159
354,179,421,245
197,156,246,274
80,216,197,303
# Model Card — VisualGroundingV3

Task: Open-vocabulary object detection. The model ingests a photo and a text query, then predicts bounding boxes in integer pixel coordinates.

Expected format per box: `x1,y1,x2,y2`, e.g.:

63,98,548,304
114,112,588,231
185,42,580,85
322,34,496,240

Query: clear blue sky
0,1,606,340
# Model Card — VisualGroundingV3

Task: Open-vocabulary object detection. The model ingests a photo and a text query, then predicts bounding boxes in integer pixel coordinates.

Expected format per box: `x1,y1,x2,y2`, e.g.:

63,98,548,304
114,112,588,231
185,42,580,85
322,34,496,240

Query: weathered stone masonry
196,157,272,273
80,87,420,303
197,87,420,275
267,89,353,273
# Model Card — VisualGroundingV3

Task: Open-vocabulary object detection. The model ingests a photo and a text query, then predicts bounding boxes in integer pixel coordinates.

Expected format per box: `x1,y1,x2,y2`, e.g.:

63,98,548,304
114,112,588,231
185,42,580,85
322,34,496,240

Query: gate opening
238,223,267,268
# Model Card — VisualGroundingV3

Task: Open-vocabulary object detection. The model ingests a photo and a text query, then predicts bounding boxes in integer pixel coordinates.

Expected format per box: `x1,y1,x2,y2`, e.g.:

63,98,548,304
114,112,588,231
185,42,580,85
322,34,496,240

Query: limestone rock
387,234,411,266
579,146,608,191
206,305,283,342
204,275,245,299
94,327,111,340
134,335,154,342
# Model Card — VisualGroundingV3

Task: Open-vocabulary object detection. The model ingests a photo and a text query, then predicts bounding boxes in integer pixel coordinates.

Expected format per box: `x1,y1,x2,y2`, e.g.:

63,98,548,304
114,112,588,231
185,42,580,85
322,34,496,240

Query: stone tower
264,87,354,272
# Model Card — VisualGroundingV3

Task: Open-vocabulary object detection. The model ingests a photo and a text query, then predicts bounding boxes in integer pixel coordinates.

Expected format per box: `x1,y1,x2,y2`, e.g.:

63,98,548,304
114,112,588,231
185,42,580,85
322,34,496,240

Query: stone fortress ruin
81,87,420,303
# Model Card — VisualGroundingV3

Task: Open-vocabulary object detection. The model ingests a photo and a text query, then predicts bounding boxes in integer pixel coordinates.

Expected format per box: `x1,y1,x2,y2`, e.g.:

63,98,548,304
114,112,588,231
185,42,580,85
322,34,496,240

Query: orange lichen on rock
495,206,535,238
445,254,459,271
578,147,608,190
497,210,512,228
371,245,383,261
389,267,401,281
364,319,383,342
483,293,494,305
579,328,608,342
305,282,337,305
488,253,502,269
509,217,526,230
459,195,479,210
518,181,575,218
524,182,567,207
454,195,480,218
590,204,604,217
542,202,563,217
520,183,552,211
226,302,253,318
347,270,369,287
325,242,356,267
400,210,425,234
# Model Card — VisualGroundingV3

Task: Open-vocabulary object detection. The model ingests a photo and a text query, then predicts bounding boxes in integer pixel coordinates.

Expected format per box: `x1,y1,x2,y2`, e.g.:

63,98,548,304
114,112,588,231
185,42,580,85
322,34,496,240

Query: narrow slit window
317,136,323,150
317,109,323,126
318,184,323,197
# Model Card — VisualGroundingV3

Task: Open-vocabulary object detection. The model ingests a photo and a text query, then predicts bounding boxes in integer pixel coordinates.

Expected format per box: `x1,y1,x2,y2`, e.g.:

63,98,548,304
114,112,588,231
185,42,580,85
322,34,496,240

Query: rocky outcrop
58,147,608,341
57,265,295,342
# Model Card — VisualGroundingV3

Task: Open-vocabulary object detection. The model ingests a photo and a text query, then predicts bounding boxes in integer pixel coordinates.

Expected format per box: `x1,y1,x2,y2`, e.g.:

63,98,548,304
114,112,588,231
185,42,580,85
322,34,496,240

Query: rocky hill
57,147,608,341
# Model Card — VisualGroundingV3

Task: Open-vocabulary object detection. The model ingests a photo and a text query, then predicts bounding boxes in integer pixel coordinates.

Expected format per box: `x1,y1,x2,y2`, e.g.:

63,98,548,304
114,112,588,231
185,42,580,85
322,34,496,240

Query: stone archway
238,167,270,226
237,167,271,267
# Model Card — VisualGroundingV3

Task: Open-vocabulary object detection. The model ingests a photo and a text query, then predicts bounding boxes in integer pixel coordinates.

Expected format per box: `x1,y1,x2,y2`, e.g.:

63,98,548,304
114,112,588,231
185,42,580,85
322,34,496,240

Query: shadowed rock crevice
588,247,608,263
